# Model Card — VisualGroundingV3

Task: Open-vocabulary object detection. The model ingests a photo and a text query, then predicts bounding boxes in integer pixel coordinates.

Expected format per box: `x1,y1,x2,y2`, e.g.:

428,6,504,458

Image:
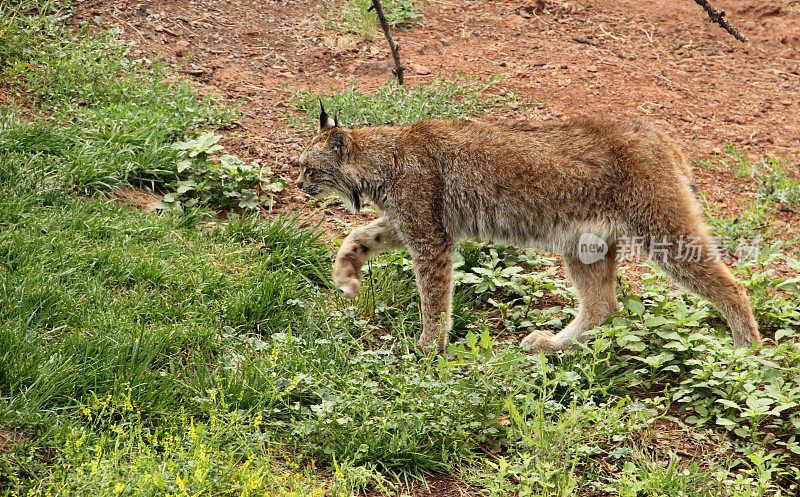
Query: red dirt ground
70,0,800,493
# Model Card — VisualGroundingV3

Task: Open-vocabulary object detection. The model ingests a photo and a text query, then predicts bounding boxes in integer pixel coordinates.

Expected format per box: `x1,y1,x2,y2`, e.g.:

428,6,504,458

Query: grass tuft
288,74,537,128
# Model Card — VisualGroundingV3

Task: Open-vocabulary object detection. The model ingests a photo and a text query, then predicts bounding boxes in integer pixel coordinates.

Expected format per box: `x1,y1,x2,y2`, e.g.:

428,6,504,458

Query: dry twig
368,0,405,84
693,0,748,42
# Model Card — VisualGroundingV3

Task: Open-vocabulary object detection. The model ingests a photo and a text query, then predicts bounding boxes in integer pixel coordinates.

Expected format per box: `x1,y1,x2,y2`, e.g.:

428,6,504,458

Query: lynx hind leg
623,177,760,347
522,244,619,353
332,218,403,298
655,234,760,347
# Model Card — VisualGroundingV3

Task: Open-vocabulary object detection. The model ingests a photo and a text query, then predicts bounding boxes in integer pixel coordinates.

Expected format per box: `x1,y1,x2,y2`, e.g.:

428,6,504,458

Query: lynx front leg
409,241,454,353
333,218,403,298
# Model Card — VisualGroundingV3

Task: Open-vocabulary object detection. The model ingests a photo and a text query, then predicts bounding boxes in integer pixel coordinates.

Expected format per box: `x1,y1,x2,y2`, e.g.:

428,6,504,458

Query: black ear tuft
319,100,337,133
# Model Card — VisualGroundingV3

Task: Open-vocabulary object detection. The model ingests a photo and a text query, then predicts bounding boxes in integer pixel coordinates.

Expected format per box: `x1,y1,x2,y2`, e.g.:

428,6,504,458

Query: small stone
780,34,800,45
754,4,781,18
586,65,598,72
354,61,394,77
440,38,452,46
175,40,190,57
417,43,442,56
524,0,547,14
409,63,431,75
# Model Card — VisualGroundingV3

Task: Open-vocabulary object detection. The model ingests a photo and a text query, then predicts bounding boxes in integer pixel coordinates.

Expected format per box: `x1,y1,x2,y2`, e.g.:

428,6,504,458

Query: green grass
702,195,774,252
288,74,538,129
1,19,231,190
722,142,800,212
2,4,800,497
1,5,278,213
318,0,423,41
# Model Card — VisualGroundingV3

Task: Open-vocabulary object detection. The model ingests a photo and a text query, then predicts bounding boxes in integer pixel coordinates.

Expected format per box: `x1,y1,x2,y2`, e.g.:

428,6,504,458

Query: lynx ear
319,101,337,133
329,127,349,157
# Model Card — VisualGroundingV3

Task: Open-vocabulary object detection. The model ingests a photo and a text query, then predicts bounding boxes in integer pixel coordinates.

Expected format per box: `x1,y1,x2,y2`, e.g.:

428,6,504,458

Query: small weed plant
288,74,538,129
160,132,286,212
319,0,423,41
724,142,800,212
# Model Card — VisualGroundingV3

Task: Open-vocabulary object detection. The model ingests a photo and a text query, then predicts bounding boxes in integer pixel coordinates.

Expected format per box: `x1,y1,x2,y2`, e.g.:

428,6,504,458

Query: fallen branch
693,0,748,42
368,0,405,84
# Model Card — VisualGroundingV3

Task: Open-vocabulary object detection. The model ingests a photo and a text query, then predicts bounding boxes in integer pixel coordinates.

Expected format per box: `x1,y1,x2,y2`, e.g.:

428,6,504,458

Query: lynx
296,106,760,353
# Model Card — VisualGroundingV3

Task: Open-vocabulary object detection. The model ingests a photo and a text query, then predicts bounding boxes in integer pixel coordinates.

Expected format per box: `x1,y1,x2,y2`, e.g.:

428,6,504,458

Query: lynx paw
334,275,361,299
520,330,559,354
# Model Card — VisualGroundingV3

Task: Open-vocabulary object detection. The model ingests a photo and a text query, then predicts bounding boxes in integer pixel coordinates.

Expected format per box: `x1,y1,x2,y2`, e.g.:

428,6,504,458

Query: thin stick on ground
369,0,405,84
693,0,748,42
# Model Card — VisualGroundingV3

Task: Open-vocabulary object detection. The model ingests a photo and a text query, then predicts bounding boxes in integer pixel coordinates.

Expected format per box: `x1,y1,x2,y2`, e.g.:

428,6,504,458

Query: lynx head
296,104,362,213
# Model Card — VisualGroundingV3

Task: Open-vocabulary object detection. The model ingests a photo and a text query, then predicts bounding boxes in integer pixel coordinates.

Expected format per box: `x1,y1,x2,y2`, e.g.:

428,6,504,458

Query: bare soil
69,0,800,493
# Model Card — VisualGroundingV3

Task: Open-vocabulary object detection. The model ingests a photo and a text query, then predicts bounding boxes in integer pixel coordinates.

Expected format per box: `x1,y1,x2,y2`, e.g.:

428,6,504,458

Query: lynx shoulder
297,108,760,353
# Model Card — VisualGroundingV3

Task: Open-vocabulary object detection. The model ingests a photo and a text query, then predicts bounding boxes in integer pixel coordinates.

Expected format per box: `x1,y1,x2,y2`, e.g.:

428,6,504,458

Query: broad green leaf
466,331,477,349
480,330,492,349
716,399,741,410
644,316,667,328
626,299,645,316
745,396,774,413
716,417,736,428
